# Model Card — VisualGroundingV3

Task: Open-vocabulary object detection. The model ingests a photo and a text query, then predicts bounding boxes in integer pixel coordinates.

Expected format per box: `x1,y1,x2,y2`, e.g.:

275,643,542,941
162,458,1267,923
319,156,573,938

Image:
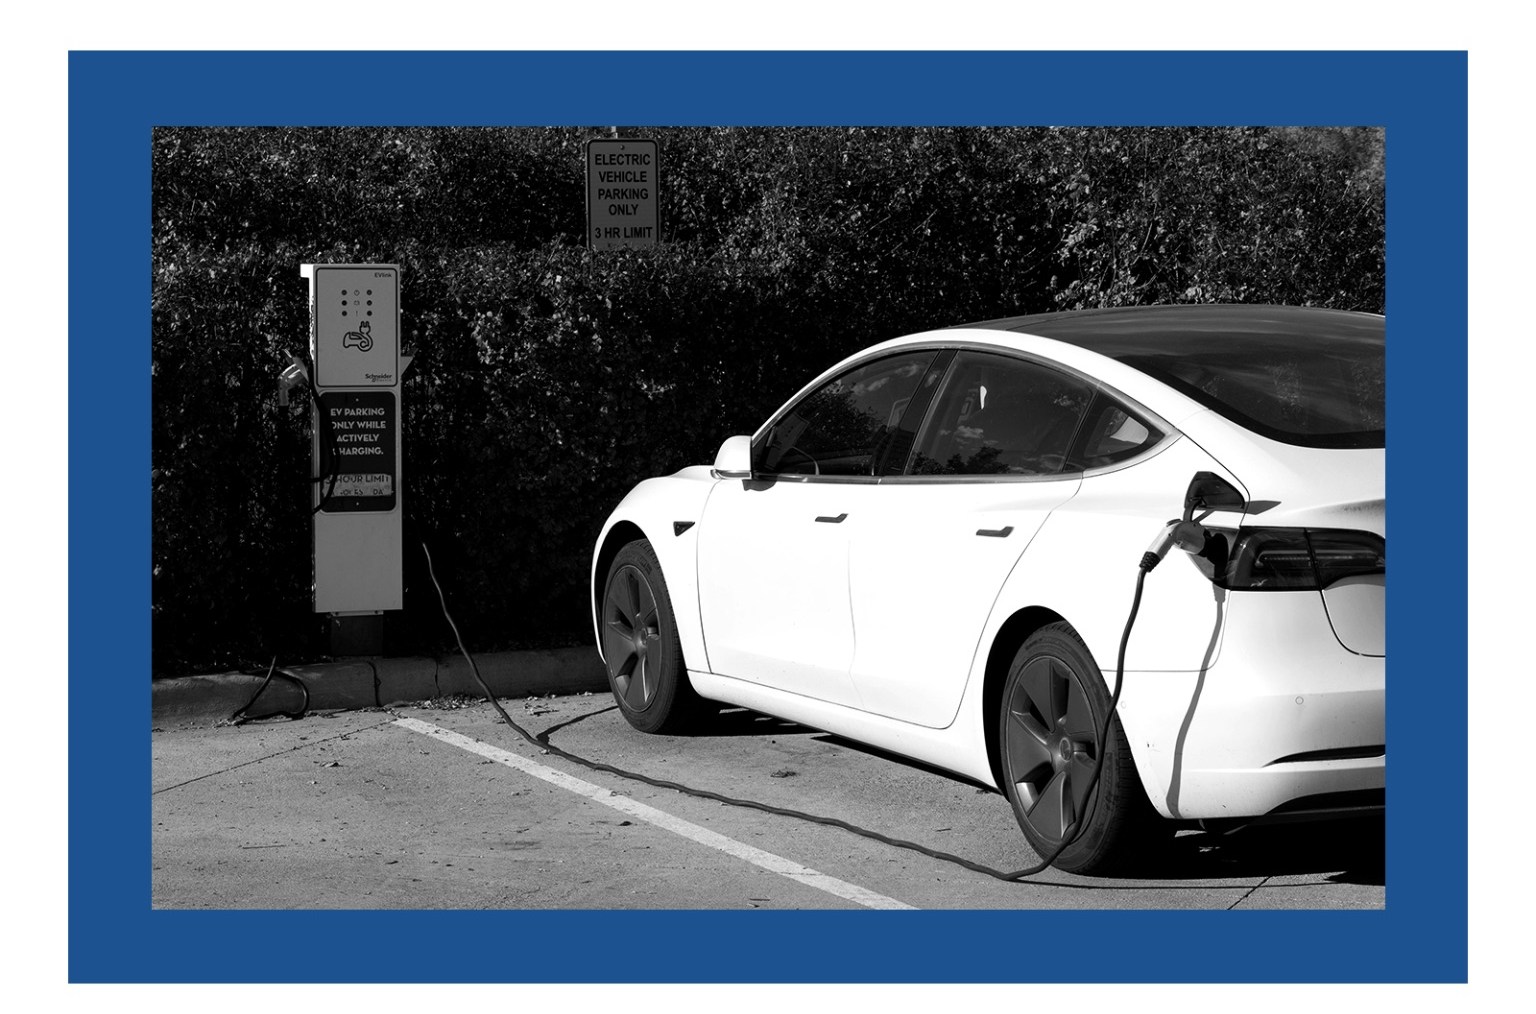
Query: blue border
71,51,1467,982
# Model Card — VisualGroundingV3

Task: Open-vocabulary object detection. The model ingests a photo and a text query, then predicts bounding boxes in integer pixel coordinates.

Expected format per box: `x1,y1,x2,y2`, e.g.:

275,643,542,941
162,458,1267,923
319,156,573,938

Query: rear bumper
1115,588,1384,821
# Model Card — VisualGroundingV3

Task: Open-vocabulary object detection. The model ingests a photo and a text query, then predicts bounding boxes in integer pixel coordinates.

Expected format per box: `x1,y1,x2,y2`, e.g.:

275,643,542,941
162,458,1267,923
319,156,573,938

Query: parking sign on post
586,137,659,250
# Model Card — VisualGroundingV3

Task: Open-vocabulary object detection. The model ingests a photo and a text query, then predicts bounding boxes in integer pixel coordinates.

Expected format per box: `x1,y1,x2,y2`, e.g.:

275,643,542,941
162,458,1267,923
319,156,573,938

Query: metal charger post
301,263,412,655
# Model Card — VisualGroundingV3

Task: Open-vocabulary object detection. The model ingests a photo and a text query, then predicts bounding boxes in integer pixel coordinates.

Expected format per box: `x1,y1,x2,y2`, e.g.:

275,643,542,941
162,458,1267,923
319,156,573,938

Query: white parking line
393,716,915,910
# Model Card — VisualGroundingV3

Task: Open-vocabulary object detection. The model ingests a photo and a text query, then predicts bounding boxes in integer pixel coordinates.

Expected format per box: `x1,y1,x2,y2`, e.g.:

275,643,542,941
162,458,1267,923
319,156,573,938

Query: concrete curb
152,647,609,727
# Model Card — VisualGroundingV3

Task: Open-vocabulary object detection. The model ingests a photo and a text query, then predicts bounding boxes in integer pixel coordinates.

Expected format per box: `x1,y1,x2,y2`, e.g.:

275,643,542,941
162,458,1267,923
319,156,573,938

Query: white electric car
591,304,1384,872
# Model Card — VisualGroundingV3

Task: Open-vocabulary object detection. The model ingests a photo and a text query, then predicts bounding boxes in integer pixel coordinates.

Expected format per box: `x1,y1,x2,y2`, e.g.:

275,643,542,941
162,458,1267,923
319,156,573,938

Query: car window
1064,393,1164,471
757,351,939,477
908,351,1094,476
1013,311,1385,449
1117,345,1384,449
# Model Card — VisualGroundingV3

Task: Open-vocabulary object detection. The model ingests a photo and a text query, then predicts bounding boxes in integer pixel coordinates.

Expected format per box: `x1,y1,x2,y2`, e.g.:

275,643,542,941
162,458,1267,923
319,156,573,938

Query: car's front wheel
999,623,1160,873
601,539,709,734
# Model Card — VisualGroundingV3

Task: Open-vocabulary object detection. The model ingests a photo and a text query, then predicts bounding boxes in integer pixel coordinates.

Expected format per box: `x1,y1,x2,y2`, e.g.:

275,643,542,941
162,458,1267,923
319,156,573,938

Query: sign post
586,137,659,250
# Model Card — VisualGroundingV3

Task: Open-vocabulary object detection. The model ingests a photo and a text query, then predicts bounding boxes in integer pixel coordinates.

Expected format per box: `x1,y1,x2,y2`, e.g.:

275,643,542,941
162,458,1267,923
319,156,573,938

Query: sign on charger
333,474,394,498
317,390,397,513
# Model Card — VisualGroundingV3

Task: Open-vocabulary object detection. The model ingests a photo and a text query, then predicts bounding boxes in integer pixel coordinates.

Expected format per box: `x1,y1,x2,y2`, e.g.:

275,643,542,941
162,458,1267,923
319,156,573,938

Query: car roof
955,303,1383,358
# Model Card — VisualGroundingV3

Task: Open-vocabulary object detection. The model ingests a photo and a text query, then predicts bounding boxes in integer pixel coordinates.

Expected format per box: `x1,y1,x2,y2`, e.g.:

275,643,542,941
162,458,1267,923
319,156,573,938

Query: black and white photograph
149,124,1388,911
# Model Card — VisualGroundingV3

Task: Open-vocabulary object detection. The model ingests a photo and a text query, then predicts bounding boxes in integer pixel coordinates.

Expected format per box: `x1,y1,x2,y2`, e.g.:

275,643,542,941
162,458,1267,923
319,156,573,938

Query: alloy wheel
1003,654,1101,847
603,564,662,712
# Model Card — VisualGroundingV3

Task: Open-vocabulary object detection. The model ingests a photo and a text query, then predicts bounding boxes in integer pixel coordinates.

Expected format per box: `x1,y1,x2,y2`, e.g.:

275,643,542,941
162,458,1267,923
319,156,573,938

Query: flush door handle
815,513,849,524
976,525,1014,538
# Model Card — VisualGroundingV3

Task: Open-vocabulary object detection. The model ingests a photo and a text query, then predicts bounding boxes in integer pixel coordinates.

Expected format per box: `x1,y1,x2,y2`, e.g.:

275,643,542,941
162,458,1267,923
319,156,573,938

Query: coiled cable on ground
230,656,311,724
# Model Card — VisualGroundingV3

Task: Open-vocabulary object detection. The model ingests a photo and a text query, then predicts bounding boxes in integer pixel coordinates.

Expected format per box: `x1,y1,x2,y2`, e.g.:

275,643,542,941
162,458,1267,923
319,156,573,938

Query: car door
696,349,945,706
846,349,1097,728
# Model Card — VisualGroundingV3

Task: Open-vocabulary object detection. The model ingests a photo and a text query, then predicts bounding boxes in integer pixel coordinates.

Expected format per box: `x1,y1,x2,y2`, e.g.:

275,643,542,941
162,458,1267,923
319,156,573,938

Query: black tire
998,622,1160,874
600,539,709,734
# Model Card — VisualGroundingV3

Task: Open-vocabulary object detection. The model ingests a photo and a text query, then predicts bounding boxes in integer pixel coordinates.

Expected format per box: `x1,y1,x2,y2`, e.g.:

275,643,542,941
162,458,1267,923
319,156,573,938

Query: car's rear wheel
999,623,1159,873
601,539,709,733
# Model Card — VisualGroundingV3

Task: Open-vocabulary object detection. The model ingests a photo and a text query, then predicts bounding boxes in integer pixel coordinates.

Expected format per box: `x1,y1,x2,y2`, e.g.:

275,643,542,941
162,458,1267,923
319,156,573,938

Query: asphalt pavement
152,691,1386,911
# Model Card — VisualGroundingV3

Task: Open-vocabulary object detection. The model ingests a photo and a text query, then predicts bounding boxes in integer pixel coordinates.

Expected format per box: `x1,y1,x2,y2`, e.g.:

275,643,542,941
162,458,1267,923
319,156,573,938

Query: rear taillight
1213,527,1384,590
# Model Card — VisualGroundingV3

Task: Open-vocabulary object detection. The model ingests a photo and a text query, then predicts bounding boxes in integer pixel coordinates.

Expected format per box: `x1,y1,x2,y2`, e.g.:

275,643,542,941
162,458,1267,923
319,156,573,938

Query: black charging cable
229,656,310,724
282,350,340,514
423,540,1161,884
309,382,340,514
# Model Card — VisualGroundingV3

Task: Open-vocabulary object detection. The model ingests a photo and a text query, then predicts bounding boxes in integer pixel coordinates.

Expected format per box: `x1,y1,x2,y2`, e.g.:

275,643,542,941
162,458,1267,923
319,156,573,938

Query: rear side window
1104,334,1383,449
1066,394,1163,471
907,351,1093,476
758,351,939,477
1124,347,1384,448
994,308,1385,448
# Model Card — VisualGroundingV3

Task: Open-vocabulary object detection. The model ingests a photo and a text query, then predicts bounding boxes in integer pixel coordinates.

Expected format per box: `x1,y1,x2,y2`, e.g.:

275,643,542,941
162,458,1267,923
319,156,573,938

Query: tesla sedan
591,304,1385,873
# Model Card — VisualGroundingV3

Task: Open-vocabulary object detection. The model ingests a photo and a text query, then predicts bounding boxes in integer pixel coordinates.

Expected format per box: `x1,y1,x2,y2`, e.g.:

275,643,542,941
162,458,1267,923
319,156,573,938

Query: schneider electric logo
365,372,394,383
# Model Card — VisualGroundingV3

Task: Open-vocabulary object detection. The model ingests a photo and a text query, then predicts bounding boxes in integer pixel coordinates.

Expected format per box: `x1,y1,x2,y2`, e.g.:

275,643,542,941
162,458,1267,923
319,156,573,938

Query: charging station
300,263,411,655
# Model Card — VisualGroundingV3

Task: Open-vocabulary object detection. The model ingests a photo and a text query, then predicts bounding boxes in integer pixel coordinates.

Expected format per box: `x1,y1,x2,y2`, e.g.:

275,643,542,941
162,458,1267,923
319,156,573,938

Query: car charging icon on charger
342,320,374,352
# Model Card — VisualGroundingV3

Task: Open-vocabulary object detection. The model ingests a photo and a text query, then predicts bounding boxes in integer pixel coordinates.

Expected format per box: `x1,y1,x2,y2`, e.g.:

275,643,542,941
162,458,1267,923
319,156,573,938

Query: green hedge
151,126,1384,676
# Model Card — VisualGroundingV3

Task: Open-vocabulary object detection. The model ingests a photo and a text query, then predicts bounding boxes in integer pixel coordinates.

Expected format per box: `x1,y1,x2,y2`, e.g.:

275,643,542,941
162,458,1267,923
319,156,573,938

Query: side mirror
1183,471,1246,521
712,435,753,478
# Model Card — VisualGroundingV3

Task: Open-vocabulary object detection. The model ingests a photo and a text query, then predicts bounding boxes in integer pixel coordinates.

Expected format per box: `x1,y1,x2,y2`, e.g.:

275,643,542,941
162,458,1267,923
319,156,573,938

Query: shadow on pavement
692,706,818,738
550,701,1385,887
1157,817,1385,885
816,724,1384,885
